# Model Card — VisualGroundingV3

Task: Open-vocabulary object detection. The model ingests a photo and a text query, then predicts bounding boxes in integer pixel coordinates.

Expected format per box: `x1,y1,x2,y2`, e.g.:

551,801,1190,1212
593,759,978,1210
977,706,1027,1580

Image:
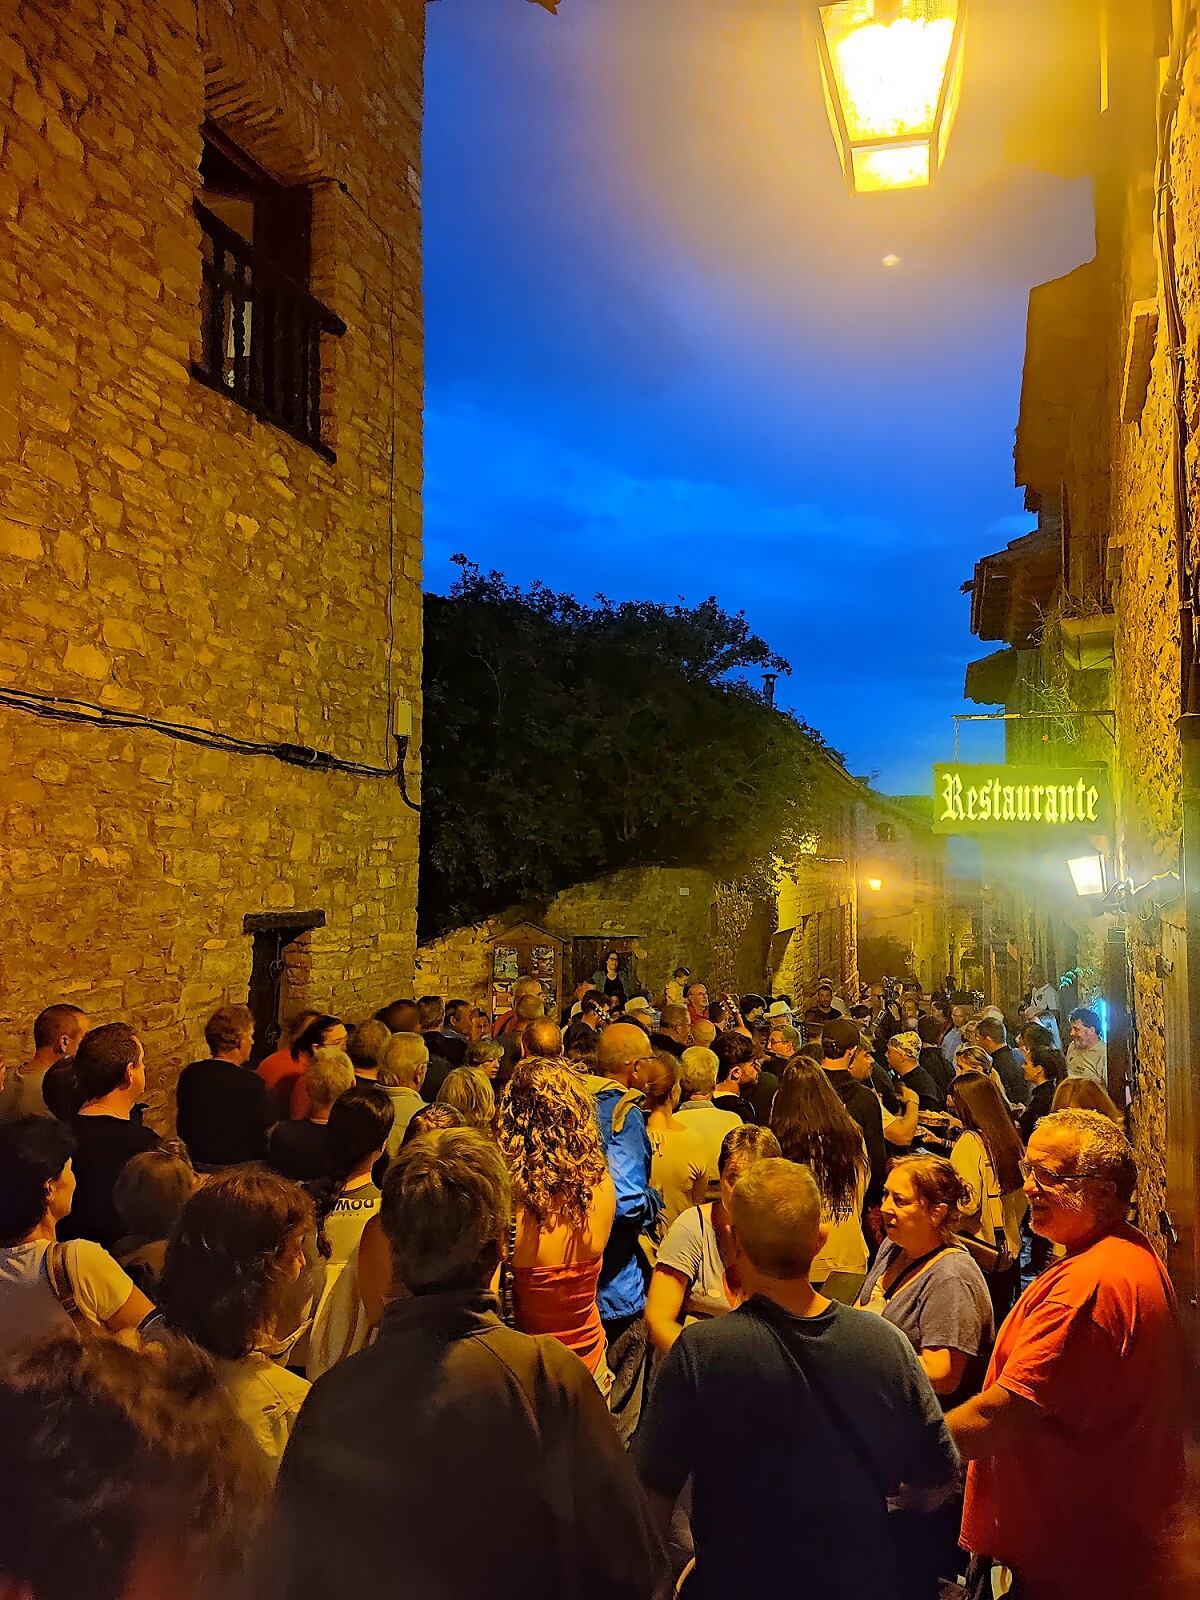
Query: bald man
636,1161,957,1598
493,977,544,1040
521,1017,563,1059
691,1018,717,1050
590,1022,660,1445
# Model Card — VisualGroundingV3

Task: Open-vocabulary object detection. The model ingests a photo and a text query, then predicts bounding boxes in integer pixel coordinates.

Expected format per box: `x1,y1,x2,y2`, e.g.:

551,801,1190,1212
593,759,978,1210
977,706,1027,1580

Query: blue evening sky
423,0,1095,793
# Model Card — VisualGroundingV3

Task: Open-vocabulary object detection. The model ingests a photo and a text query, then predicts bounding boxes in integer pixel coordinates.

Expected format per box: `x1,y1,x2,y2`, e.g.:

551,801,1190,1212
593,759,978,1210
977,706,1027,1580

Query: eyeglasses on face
1018,1159,1092,1191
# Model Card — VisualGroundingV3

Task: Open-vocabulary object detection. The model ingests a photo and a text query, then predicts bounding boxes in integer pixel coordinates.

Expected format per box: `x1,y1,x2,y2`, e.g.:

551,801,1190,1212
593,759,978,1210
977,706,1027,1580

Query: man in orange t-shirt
948,1109,1185,1600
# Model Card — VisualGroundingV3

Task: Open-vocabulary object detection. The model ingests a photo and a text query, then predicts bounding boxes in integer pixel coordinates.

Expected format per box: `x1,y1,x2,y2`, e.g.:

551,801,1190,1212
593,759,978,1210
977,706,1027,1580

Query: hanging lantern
816,1,967,194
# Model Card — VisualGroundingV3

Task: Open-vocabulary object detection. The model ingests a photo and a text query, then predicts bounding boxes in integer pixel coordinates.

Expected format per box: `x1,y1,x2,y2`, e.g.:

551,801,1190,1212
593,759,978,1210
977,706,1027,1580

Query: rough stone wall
0,0,424,1125
415,867,726,1013
1035,18,1188,1251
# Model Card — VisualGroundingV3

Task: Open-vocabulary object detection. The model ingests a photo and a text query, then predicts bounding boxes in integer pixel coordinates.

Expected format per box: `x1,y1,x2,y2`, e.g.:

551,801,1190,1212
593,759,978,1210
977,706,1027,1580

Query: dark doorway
243,910,325,1065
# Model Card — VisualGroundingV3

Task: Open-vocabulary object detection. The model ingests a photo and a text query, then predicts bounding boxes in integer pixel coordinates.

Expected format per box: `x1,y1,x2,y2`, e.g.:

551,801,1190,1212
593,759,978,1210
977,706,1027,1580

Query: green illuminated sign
932,764,1111,836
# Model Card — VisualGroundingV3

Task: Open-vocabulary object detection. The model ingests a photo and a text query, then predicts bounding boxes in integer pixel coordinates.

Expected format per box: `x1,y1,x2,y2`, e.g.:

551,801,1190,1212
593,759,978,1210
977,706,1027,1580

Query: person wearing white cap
623,996,658,1031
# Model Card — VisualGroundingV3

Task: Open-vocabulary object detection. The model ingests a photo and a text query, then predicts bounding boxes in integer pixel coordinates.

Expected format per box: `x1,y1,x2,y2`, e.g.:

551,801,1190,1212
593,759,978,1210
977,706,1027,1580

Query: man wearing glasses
947,1110,1185,1600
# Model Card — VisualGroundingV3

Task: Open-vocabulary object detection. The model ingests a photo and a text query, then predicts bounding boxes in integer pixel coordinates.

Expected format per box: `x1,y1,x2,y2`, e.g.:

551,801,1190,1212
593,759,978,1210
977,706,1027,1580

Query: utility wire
0,682,403,781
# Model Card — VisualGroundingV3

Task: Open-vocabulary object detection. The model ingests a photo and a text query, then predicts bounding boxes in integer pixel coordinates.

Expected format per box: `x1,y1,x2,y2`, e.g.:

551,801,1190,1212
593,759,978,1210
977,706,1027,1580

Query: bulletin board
489,923,564,1021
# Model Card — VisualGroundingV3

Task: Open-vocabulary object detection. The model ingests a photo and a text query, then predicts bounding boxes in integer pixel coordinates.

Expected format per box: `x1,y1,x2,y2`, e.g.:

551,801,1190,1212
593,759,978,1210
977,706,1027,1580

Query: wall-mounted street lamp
866,876,884,892
815,0,968,194
1068,851,1182,915
1067,852,1109,898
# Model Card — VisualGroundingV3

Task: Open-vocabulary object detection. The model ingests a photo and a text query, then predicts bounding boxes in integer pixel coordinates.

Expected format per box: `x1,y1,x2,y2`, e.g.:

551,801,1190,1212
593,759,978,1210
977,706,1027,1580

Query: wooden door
571,938,640,998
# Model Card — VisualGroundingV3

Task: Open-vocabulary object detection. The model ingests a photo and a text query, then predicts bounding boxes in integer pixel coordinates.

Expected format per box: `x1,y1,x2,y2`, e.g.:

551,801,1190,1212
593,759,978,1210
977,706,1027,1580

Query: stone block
0,519,43,560
63,640,110,680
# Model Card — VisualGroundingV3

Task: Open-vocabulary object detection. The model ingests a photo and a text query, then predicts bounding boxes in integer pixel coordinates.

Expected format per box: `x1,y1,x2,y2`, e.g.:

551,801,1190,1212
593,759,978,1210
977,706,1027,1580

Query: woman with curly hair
769,1059,869,1285
158,1168,313,1470
496,1057,616,1389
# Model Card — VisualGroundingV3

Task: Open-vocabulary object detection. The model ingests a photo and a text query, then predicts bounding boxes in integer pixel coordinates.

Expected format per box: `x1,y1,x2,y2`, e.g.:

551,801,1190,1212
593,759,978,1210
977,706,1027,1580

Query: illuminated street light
815,1,968,194
1067,854,1108,898
866,876,884,892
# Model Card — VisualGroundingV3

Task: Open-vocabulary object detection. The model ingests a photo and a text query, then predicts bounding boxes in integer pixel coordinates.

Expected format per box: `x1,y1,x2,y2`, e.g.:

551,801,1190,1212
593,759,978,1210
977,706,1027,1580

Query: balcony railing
193,200,346,462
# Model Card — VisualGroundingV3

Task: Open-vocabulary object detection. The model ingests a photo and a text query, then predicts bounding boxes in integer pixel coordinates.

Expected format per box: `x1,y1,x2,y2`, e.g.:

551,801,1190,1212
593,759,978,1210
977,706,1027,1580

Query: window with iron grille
193,130,345,460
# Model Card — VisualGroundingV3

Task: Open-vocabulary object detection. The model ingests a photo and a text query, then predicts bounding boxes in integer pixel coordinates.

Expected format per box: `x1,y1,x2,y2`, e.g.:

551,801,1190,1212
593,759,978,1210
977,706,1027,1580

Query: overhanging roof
964,647,1021,707
962,527,1061,646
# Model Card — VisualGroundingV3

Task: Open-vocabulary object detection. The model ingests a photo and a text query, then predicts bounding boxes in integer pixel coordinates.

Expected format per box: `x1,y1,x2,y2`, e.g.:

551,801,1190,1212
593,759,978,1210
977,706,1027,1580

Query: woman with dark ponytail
307,1085,395,1269
301,1084,395,1382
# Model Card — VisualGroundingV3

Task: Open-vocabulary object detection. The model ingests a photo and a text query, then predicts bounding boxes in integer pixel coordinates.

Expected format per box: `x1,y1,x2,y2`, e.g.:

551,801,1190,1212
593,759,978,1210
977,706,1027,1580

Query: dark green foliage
418,558,831,938
856,933,914,984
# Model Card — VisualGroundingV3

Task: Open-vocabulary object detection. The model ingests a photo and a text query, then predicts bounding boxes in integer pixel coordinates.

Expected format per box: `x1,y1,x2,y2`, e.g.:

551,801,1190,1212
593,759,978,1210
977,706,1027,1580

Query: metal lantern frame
815,1,969,195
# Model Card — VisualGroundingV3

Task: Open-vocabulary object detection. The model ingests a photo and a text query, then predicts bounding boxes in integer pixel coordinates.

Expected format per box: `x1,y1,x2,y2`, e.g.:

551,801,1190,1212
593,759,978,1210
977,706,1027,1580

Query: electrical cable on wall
0,682,422,810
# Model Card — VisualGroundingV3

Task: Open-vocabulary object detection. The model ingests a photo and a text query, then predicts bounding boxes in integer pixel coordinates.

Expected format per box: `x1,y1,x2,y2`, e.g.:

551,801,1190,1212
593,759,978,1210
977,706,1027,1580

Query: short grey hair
1041,1109,1137,1207
378,1032,429,1089
304,1046,355,1111
679,1046,719,1097
767,1023,801,1048
348,1019,391,1072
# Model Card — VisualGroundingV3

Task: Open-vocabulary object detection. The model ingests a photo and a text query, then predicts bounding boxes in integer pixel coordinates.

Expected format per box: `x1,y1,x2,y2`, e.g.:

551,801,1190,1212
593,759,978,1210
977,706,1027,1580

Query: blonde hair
304,1047,355,1111
1051,1078,1122,1124
378,1032,429,1089
437,1068,495,1132
497,1057,607,1232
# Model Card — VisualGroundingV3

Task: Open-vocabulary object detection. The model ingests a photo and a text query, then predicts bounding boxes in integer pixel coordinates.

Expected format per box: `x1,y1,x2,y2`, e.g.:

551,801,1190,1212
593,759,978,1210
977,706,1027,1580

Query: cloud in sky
424,0,1097,792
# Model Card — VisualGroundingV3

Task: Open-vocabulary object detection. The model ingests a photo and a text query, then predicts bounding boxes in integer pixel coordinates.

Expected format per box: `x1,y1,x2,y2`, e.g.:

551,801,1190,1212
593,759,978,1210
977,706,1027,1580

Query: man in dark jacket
265,1128,662,1600
976,1017,1025,1105
175,1005,272,1169
821,1018,886,1208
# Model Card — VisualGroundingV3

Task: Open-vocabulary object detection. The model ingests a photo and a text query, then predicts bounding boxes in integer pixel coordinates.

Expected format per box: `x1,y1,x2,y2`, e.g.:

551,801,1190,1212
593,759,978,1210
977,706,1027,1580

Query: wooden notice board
489,923,564,1022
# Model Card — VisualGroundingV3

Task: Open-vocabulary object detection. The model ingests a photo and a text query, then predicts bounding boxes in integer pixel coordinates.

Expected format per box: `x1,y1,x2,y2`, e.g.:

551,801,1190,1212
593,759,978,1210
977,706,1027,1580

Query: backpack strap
44,1240,82,1322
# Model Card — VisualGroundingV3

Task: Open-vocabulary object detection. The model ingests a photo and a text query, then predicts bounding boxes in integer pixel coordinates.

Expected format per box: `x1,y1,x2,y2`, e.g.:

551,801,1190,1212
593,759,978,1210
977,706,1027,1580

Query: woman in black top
1018,1045,1066,1144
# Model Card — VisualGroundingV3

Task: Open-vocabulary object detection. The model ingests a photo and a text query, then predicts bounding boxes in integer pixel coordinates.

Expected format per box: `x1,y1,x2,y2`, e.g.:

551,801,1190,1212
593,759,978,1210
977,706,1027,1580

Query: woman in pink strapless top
498,1057,617,1389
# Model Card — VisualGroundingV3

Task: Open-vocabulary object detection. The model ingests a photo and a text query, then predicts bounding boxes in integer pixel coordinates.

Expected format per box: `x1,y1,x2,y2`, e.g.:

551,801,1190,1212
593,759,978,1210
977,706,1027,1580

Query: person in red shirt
684,981,709,1026
948,1109,1186,1600
257,1013,346,1121
492,977,544,1040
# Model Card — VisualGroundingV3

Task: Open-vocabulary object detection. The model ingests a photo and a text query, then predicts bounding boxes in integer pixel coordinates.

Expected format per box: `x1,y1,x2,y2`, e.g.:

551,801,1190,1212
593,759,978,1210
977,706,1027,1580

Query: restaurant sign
932,764,1111,836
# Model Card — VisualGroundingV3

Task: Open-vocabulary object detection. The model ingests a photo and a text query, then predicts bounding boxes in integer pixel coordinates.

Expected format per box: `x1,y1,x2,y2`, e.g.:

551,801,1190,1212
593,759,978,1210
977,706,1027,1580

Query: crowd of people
0,970,1190,1600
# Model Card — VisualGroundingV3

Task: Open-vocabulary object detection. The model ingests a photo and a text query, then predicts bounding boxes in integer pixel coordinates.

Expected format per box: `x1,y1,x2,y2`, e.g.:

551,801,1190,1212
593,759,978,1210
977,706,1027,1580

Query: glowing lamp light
866,876,884,892
816,1,968,194
1067,854,1109,899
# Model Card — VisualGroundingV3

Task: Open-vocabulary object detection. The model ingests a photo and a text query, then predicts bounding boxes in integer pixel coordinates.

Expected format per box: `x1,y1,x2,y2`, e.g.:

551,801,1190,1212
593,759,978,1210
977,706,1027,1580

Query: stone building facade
852,793,952,995
0,0,424,1123
961,6,1200,1296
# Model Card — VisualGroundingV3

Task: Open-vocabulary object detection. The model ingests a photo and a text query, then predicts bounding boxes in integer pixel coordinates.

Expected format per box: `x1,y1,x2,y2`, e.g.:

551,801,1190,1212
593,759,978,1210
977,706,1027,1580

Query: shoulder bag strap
44,1241,82,1322
499,1215,518,1328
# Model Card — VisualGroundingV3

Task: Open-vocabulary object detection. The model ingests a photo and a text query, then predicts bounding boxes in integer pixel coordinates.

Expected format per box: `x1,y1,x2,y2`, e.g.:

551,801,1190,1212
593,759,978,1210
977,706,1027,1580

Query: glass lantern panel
820,1,959,143
851,142,931,193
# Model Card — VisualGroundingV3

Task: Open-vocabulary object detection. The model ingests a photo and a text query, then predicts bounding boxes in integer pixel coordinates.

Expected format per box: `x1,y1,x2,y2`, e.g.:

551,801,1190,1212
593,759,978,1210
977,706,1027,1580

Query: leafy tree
856,934,914,984
419,558,831,937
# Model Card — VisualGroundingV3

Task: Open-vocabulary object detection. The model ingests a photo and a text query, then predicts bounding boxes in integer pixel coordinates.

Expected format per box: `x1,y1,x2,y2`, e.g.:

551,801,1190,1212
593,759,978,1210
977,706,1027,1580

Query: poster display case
489,923,564,1022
